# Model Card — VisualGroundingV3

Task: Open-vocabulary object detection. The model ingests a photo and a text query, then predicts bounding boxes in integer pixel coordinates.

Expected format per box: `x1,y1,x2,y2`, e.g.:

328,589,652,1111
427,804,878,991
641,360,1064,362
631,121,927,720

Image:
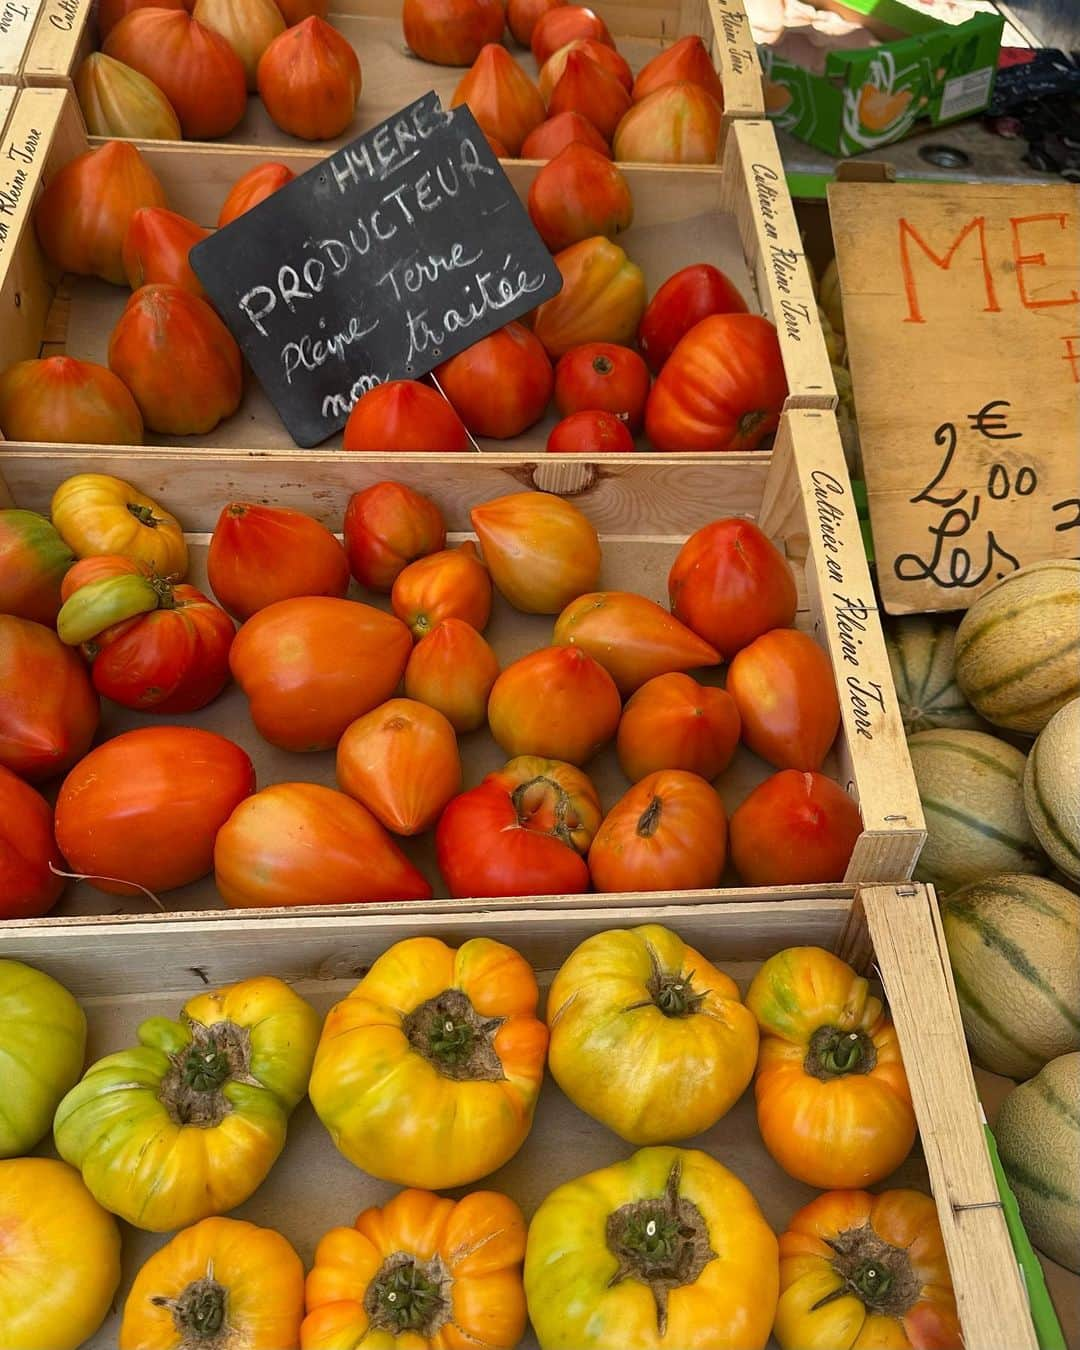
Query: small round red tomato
616,672,740,782
638,263,747,373
0,766,65,919
343,481,447,592
0,616,99,784
436,322,553,439
728,628,840,772
343,380,471,452
730,769,862,885
488,646,621,765
391,540,492,638
546,409,634,453
554,342,649,430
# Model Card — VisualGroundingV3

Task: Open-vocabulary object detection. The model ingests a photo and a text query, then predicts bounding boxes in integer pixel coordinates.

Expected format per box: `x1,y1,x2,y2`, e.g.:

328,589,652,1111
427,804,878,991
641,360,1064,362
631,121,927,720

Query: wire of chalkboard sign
430,372,481,453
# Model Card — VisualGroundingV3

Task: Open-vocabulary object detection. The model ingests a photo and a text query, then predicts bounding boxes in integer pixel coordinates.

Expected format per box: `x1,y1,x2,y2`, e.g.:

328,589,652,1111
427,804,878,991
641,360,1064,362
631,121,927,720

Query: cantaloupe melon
955,560,1080,734
908,729,1047,892
886,617,983,734
941,874,1080,1079
995,1052,1080,1273
1024,697,1080,884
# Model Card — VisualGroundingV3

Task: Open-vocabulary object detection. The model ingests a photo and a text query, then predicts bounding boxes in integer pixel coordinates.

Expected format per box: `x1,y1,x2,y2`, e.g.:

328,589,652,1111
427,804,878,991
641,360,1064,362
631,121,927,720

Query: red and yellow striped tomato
0,509,75,625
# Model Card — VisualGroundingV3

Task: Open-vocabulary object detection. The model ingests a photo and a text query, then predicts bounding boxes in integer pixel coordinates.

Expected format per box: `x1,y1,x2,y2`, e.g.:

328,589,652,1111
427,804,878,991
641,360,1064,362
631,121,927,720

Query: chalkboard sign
190,92,562,447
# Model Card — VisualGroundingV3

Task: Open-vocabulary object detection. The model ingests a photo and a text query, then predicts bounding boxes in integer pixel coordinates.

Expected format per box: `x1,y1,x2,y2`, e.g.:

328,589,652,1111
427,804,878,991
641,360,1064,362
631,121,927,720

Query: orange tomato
533,236,646,359
546,48,630,141
507,0,561,47
729,769,862,886
617,672,740,782
0,356,143,446
436,322,553,439
391,540,492,638
342,380,470,453
402,0,505,65
632,35,724,105
470,490,600,614
0,616,99,784
343,481,446,592
217,163,295,227
527,143,633,253
613,82,721,164
404,617,500,732
121,207,209,296
488,645,621,765
728,628,840,771
257,17,361,141
531,4,611,63
451,43,545,154
520,110,611,159
538,38,631,99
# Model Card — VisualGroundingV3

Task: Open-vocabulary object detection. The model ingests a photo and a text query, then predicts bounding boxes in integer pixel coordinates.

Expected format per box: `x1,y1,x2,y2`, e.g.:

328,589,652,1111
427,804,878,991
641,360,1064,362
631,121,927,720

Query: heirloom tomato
632,35,724,104
257,17,361,140
0,960,86,1156
730,770,862,886
194,0,285,89
228,596,412,750
403,0,505,65
215,782,432,906
310,936,548,1187
531,3,611,63
75,51,184,139
613,82,721,164
451,43,545,155
343,480,446,591
775,1189,962,1350
521,110,611,159
436,754,599,897
0,770,65,919
437,322,553,438
404,617,500,732
747,947,917,1189
121,206,209,295
0,616,99,783
52,471,188,575
0,508,74,624
120,1217,305,1350
96,0,185,41
391,539,492,637
54,725,254,895
0,1158,120,1350
524,1146,777,1350
0,355,143,445
728,628,840,771
589,769,727,893
547,924,758,1143
547,49,631,141
528,143,632,252
343,379,470,452
207,501,349,619
668,516,796,659
547,409,634,453
508,0,560,46
470,489,600,613
303,1188,527,1350
638,263,747,374
274,0,326,24
55,976,320,1231
554,341,649,429
617,672,740,782
539,38,632,99
554,590,719,695
217,162,295,226
533,236,646,358
488,645,621,764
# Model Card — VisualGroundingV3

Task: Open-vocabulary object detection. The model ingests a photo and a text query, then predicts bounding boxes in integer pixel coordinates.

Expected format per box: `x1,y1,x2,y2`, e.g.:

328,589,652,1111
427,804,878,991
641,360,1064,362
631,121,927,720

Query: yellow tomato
525,1145,778,1350
0,1157,121,1350
547,924,758,1143
120,1217,305,1350
51,472,188,577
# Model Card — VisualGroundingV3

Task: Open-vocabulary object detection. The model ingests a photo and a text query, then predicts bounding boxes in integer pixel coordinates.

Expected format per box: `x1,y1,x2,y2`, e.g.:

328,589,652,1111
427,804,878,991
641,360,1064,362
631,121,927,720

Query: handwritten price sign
828,180,1080,614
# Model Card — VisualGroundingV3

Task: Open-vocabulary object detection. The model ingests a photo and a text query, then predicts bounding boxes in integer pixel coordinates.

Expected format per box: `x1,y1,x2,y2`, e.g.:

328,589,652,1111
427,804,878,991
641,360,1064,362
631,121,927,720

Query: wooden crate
0,0,40,86
0,884,1038,1350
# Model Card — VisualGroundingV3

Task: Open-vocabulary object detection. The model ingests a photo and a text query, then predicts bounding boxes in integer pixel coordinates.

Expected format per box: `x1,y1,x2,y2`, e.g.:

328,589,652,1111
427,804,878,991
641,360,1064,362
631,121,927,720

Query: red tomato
436,323,553,438
450,43,545,155
546,410,634,453
217,163,295,228
507,0,562,47
343,380,471,452
728,629,840,771
526,143,632,253
0,765,65,918
404,617,500,732
257,17,360,141
0,616,99,784
54,726,255,895
207,501,350,620
487,645,620,765
403,0,505,66
121,206,209,296
588,768,727,892
553,343,649,429
391,540,492,638
668,517,797,660
531,4,611,64
616,672,740,782
520,111,610,160
538,38,632,98
729,770,862,885
546,49,630,143
0,509,75,626
638,263,748,373
343,481,446,592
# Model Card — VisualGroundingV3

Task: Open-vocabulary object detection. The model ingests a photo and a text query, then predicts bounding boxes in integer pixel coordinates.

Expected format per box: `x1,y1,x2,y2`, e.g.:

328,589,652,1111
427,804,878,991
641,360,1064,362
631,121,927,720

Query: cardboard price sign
191,92,561,447
828,180,1080,614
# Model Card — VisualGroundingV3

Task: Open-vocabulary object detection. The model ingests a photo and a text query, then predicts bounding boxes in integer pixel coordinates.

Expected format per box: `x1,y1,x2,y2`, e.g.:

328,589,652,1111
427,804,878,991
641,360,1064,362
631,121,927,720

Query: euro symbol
967,399,1022,440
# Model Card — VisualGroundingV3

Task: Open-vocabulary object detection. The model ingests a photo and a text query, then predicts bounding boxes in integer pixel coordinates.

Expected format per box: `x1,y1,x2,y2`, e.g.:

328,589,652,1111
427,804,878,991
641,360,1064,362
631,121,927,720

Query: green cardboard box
758,1,1003,156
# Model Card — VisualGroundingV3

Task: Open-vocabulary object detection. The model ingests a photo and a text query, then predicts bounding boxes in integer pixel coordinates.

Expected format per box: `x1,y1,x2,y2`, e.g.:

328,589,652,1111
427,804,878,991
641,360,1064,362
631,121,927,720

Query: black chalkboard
190,93,562,447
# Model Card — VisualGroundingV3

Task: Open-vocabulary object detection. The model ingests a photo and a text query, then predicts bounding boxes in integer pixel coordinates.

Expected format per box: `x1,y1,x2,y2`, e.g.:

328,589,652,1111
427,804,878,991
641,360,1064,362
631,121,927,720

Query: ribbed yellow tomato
310,936,548,1189
0,1157,121,1350
51,472,188,577
547,924,758,1143
525,1146,778,1350
120,1217,305,1350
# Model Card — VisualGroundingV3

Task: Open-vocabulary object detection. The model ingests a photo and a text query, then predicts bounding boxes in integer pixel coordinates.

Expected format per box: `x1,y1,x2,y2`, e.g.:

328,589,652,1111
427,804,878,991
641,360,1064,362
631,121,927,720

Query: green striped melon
995,1052,1080,1273
885,616,983,733
941,874,1080,1079
909,729,1047,892
955,560,1080,734
1024,697,1080,884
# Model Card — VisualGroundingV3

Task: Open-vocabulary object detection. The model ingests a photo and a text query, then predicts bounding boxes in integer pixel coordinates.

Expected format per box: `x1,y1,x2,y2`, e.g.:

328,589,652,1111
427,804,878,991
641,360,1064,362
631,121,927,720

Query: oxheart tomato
0,509,75,625
450,43,544,155
530,4,611,63
0,769,65,919
404,617,500,732
403,0,505,65
257,17,361,141
637,263,748,374
51,472,188,577
217,162,295,227
391,539,492,637
632,35,724,105
0,616,99,783
554,342,649,429
75,51,183,140
121,206,209,296
193,0,285,90
54,726,255,895
436,322,553,439
546,49,630,142
728,628,840,771
343,480,446,591
588,769,727,892
520,110,610,159
533,236,646,359
617,672,740,782
527,143,632,252
730,770,862,886
343,380,470,452
538,38,631,98
488,646,621,765
507,0,561,46
470,490,600,614
96,0,185,41
0,356,143,446
613,82,721,164
546,409,634,453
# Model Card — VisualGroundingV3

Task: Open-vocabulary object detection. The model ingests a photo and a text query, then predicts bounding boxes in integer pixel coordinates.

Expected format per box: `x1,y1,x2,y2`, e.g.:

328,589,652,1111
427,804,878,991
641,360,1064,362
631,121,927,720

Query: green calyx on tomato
365,1252,451,1337
512,774,587,851
152,1272,229,1347
605,1161,716,1336
805,1025,878,1080
403,988,506,1083
127,500,166,530
812,1224,919,1318
159,1018,256,1127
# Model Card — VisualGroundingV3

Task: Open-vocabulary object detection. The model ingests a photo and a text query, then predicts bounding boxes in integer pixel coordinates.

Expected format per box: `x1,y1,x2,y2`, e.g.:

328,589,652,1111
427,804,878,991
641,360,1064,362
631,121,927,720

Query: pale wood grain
0,0,42,84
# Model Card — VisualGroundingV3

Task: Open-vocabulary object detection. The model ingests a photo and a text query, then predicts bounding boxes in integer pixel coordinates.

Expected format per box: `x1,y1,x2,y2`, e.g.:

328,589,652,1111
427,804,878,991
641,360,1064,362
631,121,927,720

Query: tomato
617,672,740,782
729,769,862,886
554,341,649,429
589,769,726,893
0,616,99,783
524,1145,777,1350
488,646,621,765
120,1217,305,1350
0,356,143,445
613,83,721,165
776,1189,962,1350
343,379,470,452
0,961,85,1156
403,0,504,65
0,770,65,919
0,1158,120,1350
273,0,325,24
51,471,188,576
207,501,350,619
54,726,255,895
747,946,917,1188
193,0,285,90
520,110,611,159
343,480,446,591
391,539,492,637
533,236,646,358
258,16,360,140
436,322,553,438
215,782,433,906
217,162,295,227
531,3,611,63
547,48,631,141
304,1188,527,1350
229,596,412,751
76,51,184,139
337,698,461,834
404,617,500,732
547,409,635,453
638,264,748,373
668,517,797,660
310,936,547,1187
646,314,787,451
728,628,840,771
507,0,561,47
528,143,632,252
470,489,600,613
632,35,724,105
451,43,545,155
121,206,209,295
553,590,719,695
547,924,758,1144
55,976,320,1231
0,509,74,625
97,0,185,40
538,38,632,98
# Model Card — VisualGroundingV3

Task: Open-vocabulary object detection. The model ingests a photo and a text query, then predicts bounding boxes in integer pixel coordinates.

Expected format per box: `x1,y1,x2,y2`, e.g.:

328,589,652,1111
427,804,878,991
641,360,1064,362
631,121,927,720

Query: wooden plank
706,0,763,120
829,179,1080,615
0,0,42,85
0,81,17,132
20,0,88,84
